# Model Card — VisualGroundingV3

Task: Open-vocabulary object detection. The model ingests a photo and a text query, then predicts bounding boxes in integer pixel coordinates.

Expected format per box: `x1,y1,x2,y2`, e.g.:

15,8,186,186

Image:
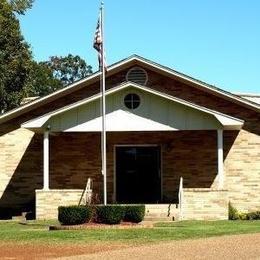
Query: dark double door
116,146,161,203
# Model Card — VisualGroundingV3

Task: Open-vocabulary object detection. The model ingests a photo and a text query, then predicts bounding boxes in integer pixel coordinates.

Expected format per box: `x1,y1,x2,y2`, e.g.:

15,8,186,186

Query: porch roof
21,82,244,132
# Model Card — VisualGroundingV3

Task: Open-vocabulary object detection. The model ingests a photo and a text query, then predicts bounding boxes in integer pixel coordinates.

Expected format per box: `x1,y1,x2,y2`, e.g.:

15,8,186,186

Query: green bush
58,205,92,225
228,202,239,220
246,211,260,220
96,205,124,224
124,205,145,223
238,212,248,220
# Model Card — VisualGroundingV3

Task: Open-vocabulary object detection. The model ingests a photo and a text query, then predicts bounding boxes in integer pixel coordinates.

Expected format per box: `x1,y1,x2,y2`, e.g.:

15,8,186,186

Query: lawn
0,220,259,245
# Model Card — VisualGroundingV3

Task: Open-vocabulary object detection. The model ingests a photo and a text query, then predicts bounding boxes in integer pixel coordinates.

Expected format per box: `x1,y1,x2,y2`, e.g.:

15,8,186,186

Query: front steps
144,204,179,221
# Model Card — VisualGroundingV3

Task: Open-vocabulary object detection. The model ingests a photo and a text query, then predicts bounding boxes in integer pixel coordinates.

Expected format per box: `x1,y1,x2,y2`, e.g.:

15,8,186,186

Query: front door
116,146,161,203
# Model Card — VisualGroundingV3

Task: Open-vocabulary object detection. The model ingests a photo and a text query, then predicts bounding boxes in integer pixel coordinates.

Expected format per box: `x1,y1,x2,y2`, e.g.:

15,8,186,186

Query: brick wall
182,188,228,220
0,65,259,216
36,189,84,219
48,131,219,204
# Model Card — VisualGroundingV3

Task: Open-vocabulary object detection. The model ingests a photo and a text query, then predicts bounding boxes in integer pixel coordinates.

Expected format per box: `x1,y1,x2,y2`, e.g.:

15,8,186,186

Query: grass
0,220,259,245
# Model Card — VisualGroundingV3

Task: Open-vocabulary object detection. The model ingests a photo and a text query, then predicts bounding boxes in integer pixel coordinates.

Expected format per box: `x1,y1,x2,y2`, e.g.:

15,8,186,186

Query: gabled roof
0,54,259,125
22,82,244,131
236,93,260,105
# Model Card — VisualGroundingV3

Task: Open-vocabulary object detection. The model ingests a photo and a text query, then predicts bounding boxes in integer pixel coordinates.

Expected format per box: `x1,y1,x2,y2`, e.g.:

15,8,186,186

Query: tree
25,61,63,97
42,54,93,86
9,0,34,15
0,0,33,112
0,0,93,112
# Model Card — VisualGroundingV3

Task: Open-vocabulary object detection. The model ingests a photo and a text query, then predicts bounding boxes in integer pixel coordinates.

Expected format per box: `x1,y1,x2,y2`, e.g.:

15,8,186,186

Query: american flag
93,13,106,70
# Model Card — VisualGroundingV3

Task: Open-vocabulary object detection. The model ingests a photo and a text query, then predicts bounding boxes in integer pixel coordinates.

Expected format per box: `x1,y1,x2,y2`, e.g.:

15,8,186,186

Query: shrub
246,211,260,220
95,205,124,224
124,205,145,223
228,202,240,220
238,212,248,220
58,205,92,225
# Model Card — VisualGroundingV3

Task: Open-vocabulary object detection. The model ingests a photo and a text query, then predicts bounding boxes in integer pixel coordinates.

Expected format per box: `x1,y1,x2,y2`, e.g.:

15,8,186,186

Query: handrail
78,177,93,205
85,178,93,204
178,176,183,220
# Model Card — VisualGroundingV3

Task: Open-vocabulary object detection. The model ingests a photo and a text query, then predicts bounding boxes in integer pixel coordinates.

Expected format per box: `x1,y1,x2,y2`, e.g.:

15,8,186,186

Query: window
124,93,140,109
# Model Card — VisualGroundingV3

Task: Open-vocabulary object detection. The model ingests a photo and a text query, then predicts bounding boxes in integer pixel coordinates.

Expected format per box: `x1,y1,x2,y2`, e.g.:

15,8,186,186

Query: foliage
58,206,92,225
9,0,34,14
238,212,248,220
228,202,239,220
0,0,33,112
124,205,145,223
229,202,260,221
25,61,63,96
246,211,260,220
0,0,93,112
95,205,125,224
42,54,93,86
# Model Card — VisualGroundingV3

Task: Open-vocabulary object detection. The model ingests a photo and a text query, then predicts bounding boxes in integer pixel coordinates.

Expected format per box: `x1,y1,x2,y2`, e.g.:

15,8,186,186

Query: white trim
217,129,224,189
43,131,49,190
1,55,259,125
21,82,244,131
133,56,260,111
113,144,162,203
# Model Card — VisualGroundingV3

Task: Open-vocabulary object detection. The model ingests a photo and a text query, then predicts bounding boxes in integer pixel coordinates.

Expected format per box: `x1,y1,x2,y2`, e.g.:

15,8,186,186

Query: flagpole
100,1,107,205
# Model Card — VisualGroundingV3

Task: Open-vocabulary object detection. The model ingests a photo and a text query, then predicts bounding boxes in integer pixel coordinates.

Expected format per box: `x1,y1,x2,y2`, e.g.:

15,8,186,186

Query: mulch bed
50,221,154,230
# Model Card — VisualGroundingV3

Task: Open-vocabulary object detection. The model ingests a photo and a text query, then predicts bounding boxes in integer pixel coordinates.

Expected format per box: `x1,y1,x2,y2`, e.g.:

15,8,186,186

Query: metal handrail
178,177,183,220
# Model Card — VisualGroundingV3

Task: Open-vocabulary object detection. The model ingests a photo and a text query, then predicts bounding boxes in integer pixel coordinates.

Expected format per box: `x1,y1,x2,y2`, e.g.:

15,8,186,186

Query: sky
19,0,260,94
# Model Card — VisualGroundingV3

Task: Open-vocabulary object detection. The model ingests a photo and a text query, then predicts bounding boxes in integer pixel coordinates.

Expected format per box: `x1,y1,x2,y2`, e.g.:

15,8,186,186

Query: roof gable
0,54,259,126
22,82,244,132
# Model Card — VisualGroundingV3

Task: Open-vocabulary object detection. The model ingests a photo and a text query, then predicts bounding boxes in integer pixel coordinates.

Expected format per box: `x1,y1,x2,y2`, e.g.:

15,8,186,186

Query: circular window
124,93,140,109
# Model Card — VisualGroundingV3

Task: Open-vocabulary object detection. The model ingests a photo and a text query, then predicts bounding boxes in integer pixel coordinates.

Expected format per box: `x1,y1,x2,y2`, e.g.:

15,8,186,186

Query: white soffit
64,110,178,132
21,82,244,131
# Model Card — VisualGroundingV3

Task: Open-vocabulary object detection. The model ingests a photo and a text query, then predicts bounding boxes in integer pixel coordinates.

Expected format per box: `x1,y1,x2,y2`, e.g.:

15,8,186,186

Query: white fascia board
2,55,260,125
133,56,260,112
0,56,137,124
22,82,244,130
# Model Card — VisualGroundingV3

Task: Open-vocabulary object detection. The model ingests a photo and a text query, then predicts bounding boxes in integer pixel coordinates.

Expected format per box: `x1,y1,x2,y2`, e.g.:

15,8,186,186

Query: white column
217,129,224,189
43,131,49,190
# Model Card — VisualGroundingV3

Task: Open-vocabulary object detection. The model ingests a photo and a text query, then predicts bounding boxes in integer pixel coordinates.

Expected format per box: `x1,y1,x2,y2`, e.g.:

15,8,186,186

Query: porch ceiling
21,82,244,132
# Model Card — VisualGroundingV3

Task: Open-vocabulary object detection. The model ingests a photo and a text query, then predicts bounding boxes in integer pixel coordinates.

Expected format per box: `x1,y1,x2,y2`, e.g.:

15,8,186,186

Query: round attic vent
126,67,148,85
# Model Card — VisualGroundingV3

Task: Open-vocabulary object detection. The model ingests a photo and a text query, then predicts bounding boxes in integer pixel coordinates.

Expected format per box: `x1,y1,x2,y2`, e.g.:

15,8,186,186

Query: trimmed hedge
124,205,145,223
58,206,92,225
246,211,260,220
95,205,124,224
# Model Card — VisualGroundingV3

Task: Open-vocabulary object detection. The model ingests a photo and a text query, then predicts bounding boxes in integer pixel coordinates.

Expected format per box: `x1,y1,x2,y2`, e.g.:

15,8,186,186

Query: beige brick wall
0,65,259,218
0,128,42,208
36,189,84,219
48,131,219,203
182,189,228,220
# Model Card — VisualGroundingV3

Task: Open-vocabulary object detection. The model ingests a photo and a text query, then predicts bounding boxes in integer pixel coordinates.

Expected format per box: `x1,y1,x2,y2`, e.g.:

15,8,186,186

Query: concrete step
144,204,179,221
12,211,33,221
12,215,26,221
144,216,174,221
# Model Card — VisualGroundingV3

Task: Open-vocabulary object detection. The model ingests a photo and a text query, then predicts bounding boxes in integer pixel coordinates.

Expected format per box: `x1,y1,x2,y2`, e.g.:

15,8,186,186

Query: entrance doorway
115,146,161,203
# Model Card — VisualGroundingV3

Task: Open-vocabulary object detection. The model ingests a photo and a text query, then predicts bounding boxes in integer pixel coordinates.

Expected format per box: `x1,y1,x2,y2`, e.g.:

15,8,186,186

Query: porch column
43,131,49,190
217,129,224,189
